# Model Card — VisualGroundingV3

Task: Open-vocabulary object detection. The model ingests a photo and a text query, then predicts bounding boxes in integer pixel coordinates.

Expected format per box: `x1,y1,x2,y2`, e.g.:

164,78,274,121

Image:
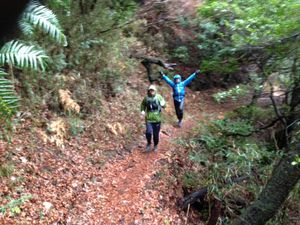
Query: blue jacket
162,72,197,102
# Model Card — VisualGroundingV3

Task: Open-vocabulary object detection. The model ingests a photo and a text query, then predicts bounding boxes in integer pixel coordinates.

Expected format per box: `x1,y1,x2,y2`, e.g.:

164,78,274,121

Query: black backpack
146,96,161,112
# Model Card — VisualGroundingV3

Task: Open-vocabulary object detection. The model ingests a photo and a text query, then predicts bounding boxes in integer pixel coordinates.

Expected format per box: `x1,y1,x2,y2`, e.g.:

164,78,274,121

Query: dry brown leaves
0,58,221,224
106,122,126,136
58,89,80,114
46,117,68,148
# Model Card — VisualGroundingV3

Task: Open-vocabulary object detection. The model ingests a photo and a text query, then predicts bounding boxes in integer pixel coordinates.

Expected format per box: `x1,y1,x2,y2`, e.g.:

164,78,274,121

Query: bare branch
269,83,289,147
130,55,176,83
98,19,135,34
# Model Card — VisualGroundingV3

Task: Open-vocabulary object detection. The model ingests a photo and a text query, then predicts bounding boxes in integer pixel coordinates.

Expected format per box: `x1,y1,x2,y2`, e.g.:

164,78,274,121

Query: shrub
172,46,189,63
0,195,32,216
213,85,248,103
0,164,14,177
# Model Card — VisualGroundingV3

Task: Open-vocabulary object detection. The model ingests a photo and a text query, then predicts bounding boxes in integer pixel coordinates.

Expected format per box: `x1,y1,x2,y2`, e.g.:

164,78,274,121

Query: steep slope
0,0,224,224
0,63,227,224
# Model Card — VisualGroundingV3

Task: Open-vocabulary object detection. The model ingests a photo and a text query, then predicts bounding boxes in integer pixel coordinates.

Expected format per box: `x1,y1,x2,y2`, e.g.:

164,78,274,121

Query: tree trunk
207,198,222,225
290,57,300,111
274,57,300,148
233,144,300,225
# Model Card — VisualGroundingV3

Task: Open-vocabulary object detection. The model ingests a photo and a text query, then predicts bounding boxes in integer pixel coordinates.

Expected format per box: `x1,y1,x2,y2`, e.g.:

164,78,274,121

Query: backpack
146,96,161,112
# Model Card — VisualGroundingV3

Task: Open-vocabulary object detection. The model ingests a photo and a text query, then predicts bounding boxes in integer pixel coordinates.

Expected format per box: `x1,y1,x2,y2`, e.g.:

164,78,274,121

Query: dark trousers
174,99,184,121
145,122,161,146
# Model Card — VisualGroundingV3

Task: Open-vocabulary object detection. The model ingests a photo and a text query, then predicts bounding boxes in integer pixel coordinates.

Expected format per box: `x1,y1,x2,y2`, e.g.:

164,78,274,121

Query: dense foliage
0,0,139,124
0,1,67,137
0,70,19,123
0,0,299,224
31,0,140,114
179,0,300,224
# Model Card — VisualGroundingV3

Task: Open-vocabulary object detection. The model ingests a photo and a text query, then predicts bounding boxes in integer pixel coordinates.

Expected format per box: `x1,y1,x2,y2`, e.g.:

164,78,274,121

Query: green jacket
141,94,166,123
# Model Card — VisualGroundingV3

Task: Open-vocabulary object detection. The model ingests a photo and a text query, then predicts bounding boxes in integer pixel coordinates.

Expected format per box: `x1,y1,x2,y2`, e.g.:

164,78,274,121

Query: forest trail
0,1,230,224
65,86,214,224
70,121,195,224
1,0,300,224
0,70,231,225
60,77,230,224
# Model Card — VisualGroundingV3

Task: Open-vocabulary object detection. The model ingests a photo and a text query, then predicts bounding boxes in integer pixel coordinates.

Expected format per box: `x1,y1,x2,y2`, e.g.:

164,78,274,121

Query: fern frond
19,20,35,36
0,40,48,71
20,1,68,46
0,70,19,120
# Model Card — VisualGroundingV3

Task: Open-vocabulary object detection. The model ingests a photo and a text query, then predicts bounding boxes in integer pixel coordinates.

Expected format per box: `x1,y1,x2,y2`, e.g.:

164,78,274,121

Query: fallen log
181,175,250,210
181,187,207,210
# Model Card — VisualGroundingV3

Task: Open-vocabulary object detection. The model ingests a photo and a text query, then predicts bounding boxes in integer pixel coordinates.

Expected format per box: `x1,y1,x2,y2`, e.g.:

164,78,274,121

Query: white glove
141,111,145,116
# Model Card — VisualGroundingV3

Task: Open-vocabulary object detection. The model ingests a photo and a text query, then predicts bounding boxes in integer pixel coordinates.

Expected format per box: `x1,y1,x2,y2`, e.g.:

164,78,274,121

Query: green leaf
0,40,48,71
0,70,19,120
20,1,68,46
10,206,21,215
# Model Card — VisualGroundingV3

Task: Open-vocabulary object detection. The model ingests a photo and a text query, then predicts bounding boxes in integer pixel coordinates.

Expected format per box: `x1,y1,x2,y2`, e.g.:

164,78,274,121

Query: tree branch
133,55,177,69
237,32,300,54
98,19,135,34
130,55,176,83
269,84,289,147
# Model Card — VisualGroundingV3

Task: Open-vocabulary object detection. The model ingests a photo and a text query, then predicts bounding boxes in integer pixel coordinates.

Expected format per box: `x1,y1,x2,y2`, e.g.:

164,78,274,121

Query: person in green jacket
141,85,166,152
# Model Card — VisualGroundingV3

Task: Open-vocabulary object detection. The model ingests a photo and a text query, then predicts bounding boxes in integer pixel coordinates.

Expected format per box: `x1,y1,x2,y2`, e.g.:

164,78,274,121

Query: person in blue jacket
160,70,200,127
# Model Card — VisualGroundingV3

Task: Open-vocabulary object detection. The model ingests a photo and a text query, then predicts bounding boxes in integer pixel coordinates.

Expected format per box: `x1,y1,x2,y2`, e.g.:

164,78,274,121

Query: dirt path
0,77,227,225
0,68,227,225
65,89,206,224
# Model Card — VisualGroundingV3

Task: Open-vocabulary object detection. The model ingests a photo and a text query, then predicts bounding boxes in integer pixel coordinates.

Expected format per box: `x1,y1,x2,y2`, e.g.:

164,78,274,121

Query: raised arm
182,70,200,86
161,71,175,88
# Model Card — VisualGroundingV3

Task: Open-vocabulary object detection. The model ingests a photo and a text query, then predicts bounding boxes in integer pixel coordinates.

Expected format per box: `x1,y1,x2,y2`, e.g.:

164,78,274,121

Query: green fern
19,20,35,36
0,1,67,123
0,70,19,120
20,1,68,46
0,40,48,71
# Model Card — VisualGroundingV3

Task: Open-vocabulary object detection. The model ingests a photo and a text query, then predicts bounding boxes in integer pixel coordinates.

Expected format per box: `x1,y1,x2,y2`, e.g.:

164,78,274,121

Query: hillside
1,0,300,224
0,65,234,224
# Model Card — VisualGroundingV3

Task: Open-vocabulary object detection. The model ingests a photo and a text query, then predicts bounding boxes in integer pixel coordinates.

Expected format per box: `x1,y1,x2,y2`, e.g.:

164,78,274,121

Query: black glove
159,70,164,78
195,69,200,75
